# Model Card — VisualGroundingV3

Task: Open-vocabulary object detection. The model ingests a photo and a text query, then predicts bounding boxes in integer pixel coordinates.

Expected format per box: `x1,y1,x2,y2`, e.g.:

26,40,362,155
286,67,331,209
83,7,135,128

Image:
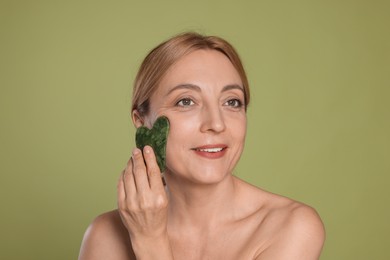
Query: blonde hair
132,32,250,116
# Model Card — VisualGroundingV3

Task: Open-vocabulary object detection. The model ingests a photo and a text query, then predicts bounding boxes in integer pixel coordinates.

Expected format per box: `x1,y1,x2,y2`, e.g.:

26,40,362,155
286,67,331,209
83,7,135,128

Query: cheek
239,120,247,140
166,114,198,149
164,117,196,171
231,114,247,138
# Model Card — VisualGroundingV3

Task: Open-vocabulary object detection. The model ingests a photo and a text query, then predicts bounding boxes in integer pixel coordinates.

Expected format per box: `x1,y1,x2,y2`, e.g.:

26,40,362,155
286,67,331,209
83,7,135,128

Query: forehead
156,49,243,94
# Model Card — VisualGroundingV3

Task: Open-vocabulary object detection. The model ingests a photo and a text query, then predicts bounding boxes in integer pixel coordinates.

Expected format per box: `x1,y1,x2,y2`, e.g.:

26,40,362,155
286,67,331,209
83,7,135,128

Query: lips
191,144,228,159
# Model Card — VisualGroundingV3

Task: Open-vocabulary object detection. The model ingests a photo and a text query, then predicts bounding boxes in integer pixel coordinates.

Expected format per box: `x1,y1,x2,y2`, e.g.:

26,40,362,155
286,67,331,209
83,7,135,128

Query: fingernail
132,148,140,156
144,146,151,154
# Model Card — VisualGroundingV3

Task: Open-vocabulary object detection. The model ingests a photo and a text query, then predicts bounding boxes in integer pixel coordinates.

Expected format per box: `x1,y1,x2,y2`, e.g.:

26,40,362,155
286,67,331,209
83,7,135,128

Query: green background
1,0,389,259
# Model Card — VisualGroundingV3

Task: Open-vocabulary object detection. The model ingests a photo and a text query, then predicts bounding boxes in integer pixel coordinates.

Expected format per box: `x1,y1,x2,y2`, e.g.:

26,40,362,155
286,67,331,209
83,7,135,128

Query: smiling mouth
191,144,228,153
195,147,225,153
191,146,227,159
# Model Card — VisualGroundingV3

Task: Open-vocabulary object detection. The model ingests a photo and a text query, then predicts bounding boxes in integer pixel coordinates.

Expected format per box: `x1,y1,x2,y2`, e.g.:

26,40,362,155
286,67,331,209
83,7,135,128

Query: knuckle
125,201,139,213
133,160,146,172
118,202,127,213
117,178,124,189
123,170,131,180
138,197,152,210
147,167,159,177
138,196,166,211
133,168,146,178
123,174,133,184
127,157,132,166
154,194,168,209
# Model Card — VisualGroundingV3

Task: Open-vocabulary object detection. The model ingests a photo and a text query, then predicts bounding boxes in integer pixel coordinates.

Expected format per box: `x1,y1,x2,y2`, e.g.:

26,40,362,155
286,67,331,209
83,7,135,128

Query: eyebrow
221,84,245,93
165,83,244,96
165,84,201,96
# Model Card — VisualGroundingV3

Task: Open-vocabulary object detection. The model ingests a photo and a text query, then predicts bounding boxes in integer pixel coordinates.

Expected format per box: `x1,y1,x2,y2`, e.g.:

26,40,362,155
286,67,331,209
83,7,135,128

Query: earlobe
132,110,144,128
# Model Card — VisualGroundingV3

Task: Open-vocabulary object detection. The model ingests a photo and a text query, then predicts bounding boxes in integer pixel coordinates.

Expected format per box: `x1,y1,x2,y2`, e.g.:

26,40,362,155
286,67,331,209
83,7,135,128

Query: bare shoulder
78,210,135,260
254,190,326,260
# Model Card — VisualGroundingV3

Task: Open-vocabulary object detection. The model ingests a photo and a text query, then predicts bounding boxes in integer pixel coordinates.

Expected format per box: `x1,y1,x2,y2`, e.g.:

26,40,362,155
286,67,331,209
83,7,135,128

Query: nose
200,104,226,133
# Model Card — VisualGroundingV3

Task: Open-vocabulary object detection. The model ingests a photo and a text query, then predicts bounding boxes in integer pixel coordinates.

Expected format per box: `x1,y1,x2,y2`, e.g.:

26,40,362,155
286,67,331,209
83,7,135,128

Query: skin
78,50,325,260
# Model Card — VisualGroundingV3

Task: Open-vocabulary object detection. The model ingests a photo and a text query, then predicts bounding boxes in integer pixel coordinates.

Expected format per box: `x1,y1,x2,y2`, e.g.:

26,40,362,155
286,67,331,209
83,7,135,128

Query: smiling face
135,50,247,185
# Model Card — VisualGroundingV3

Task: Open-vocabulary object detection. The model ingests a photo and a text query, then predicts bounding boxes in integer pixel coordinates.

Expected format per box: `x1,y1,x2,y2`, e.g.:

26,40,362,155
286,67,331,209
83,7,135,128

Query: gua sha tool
135,116,170,172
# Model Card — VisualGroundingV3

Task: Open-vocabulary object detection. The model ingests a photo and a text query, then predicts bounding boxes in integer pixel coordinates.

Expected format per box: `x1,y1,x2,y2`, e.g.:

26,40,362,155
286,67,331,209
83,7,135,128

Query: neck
164,174,238,230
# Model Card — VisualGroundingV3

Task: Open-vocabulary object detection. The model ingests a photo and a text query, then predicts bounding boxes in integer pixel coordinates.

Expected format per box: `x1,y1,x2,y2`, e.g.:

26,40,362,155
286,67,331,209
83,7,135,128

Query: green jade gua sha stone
135,116,170,172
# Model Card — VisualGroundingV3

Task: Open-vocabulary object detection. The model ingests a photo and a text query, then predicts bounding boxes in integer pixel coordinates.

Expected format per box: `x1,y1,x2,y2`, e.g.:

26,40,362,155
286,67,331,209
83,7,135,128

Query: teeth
198,148,223,153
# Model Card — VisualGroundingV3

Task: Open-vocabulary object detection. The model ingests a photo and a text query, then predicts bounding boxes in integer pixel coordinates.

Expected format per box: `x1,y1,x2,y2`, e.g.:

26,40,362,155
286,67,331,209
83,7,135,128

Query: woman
79,32,325,260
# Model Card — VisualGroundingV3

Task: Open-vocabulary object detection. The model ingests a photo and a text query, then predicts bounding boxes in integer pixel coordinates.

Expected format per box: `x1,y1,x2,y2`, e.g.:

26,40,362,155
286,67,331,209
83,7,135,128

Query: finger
117,170,126,209
123,157,136,195
143,146,165,190
131,148,151,192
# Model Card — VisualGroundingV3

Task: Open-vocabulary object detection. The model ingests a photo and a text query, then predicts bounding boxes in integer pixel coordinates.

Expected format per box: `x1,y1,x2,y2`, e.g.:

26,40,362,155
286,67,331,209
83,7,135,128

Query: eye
176,98,195,107
224,99,243,108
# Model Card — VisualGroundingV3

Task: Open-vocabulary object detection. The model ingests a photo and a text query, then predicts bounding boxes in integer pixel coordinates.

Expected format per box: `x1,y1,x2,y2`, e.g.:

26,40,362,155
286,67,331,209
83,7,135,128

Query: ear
132,110,144,128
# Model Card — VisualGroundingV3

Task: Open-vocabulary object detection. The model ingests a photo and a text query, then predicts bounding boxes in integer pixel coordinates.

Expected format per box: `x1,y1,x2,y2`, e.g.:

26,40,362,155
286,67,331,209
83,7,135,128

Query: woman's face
140,50,247,185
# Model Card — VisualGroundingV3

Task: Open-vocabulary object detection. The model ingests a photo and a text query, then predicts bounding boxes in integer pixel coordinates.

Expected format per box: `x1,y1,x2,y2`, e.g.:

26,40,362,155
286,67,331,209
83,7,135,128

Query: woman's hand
118,146,172,258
